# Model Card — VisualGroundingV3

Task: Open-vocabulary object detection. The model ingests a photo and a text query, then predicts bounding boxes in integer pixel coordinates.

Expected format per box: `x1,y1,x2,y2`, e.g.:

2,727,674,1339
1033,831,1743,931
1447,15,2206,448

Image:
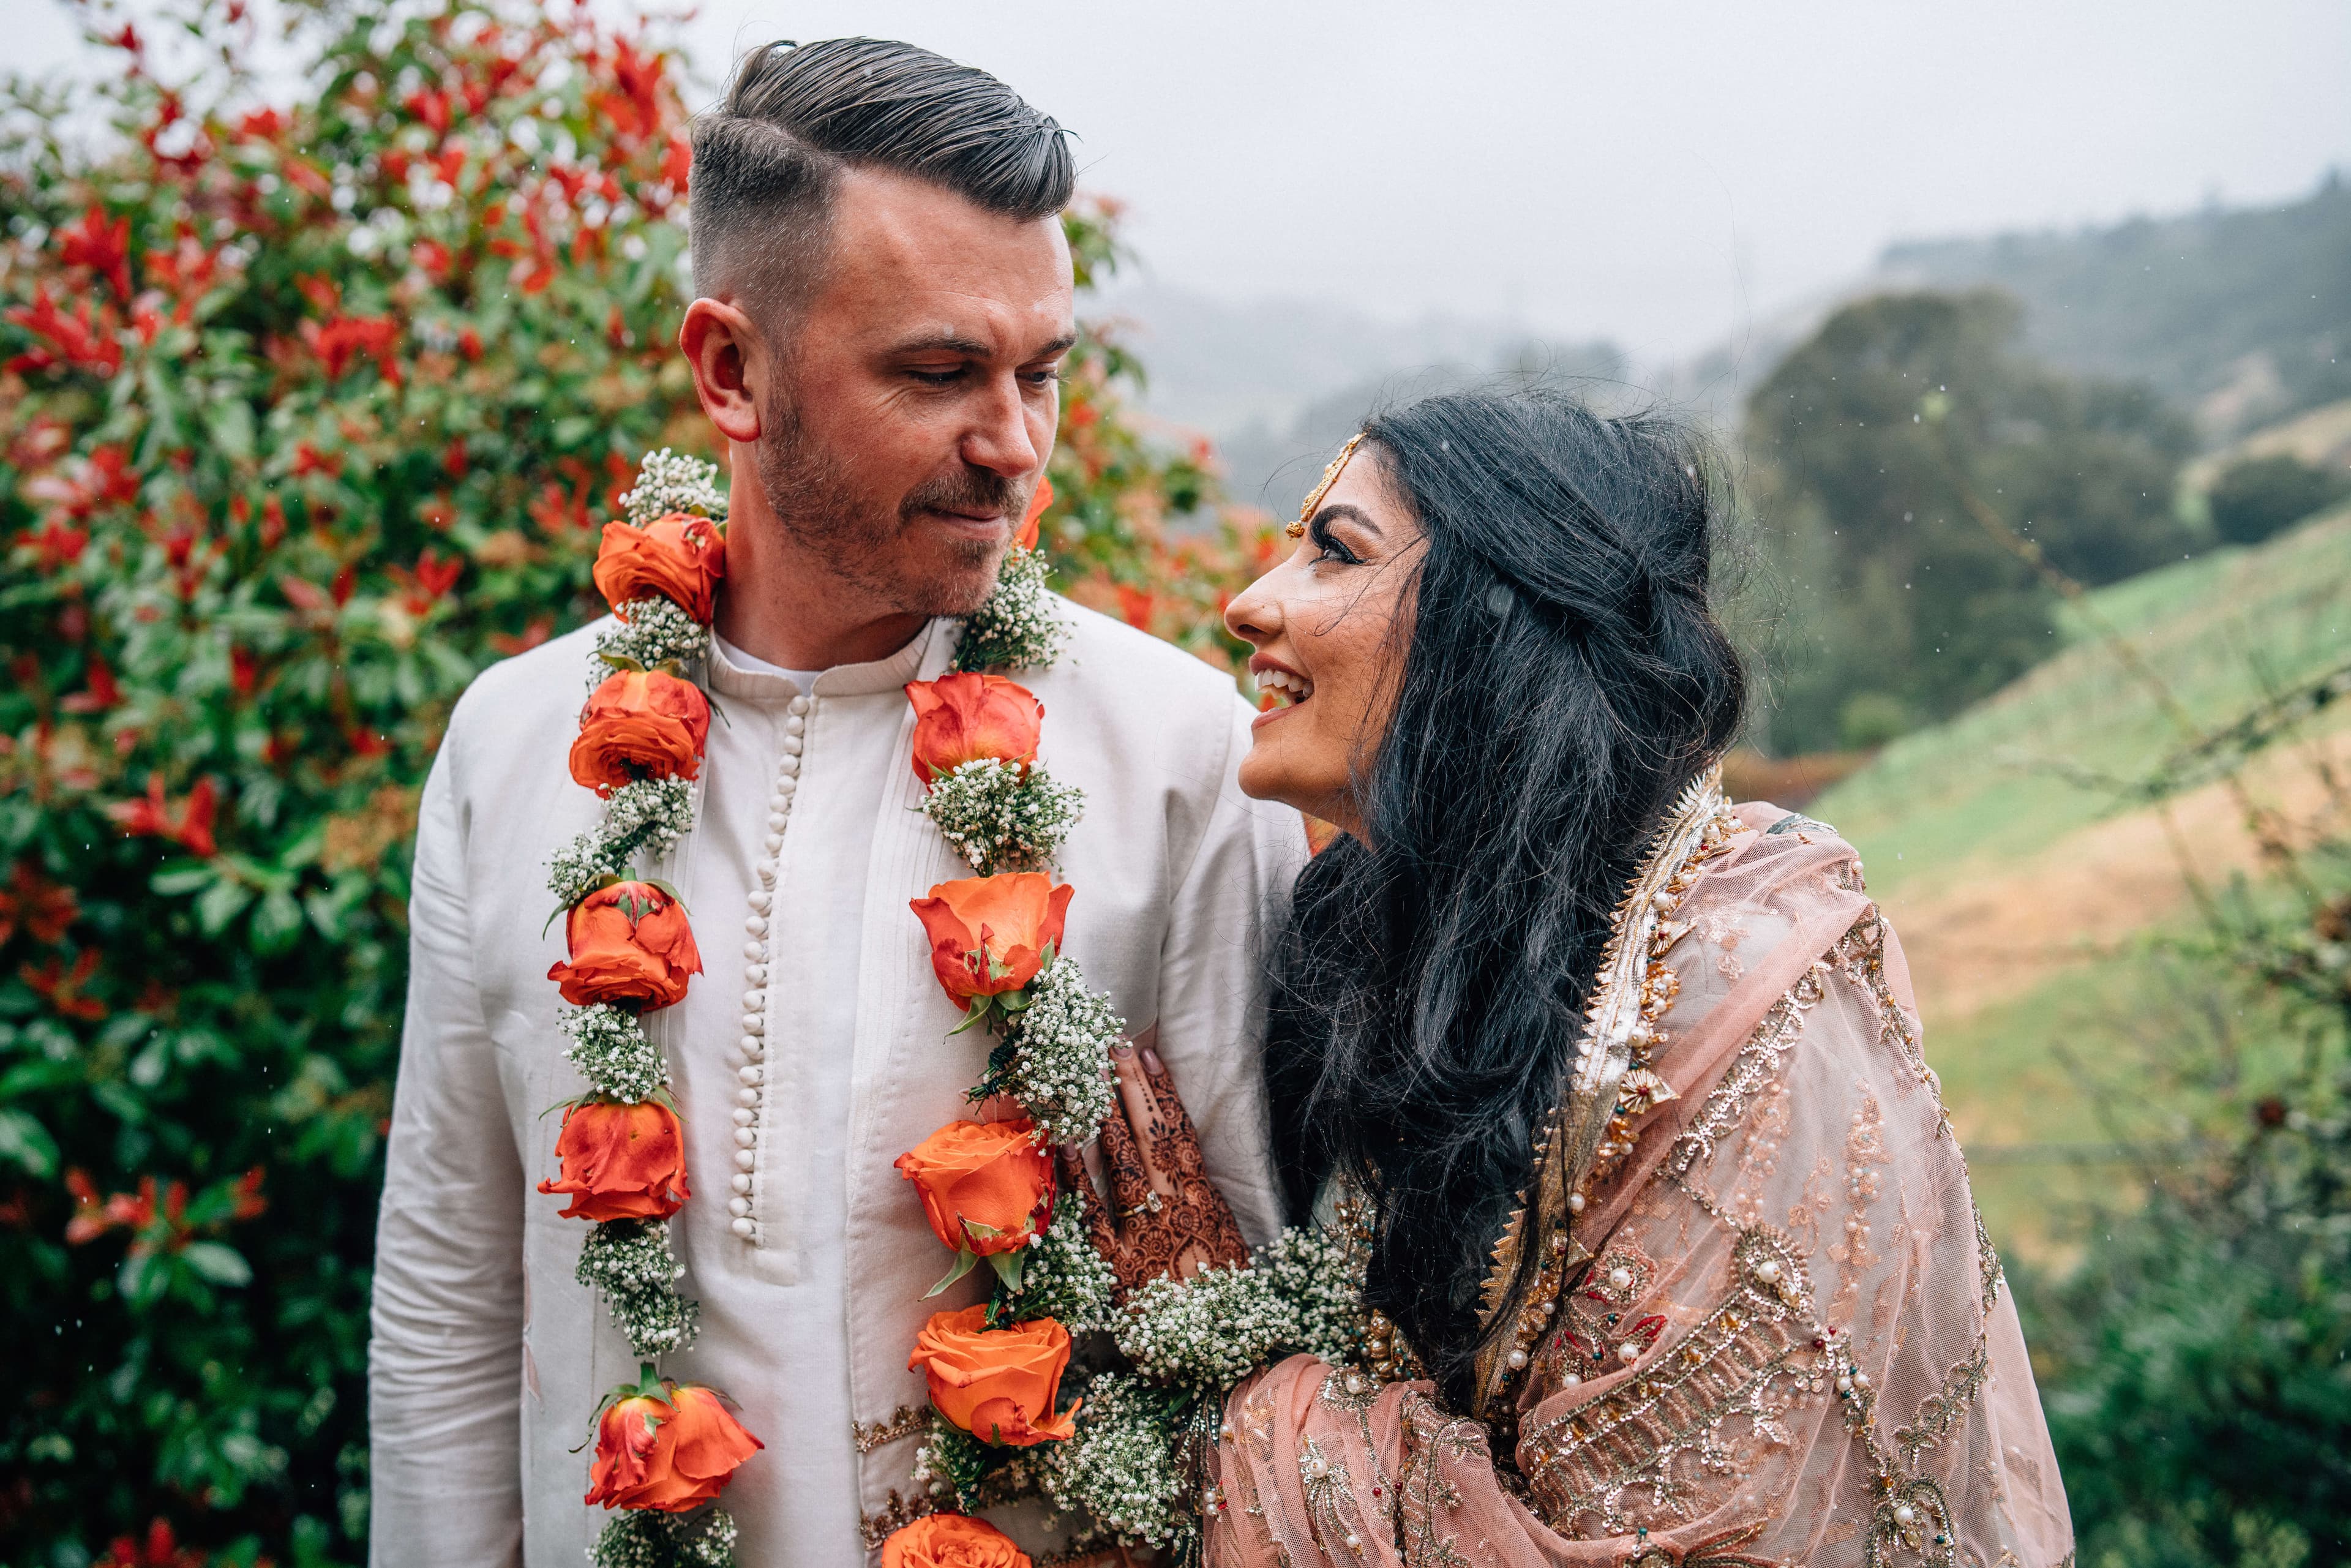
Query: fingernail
1111,1039,1134,1059
1141,1046,1164,1075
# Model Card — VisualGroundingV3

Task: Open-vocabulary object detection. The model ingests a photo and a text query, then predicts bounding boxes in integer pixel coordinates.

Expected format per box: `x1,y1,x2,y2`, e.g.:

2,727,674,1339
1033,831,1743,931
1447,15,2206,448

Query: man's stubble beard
753,384,1016,619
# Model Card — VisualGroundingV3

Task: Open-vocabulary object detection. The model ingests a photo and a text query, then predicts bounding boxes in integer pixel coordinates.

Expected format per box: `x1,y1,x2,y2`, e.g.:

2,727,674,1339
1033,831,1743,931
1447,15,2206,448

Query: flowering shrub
0,1,1274,1561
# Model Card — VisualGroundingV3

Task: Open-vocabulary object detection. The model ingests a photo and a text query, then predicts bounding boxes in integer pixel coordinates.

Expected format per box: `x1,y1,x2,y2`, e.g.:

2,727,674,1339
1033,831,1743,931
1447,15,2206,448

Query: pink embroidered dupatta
1205,802,2073,1568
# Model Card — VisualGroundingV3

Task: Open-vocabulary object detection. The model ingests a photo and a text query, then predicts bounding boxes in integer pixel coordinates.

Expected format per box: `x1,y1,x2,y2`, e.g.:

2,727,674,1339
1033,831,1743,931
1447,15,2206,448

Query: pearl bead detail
1618,1342,1641,1364
1893,1504,1916,1526
1505,1348,1528,1370
1607,1266,1633,1291
730,704,810,1246
1567,1191,1586,1214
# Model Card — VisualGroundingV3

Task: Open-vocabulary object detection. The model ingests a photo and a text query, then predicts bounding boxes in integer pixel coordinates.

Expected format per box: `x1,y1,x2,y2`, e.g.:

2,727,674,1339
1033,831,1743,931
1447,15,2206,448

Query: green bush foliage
2207,453,2349,547
1742,288,2196,754
2018,859,2351,1568
0,4,1271,1562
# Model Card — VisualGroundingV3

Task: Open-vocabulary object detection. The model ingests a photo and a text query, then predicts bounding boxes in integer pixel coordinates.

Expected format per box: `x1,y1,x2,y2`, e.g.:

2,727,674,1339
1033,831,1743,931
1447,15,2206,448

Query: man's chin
901,542,1008,619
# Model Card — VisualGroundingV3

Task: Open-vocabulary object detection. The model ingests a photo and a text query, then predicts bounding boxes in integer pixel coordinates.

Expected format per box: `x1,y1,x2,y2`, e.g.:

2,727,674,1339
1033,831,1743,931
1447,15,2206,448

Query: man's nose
960,373,1043,479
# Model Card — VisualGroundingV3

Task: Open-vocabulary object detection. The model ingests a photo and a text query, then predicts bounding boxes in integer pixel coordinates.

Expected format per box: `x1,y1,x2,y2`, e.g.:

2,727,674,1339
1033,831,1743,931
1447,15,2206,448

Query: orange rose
909,874,1073,1005
537,1099,690,1221
895,1119,1055,1256
908,1305,1078,1447
1014,476,1054,552
593,513,726,624
586,1382,763,1512
883,1513,1032,1568
547,879,703,1010
569,670,711,795
906,673,1044,786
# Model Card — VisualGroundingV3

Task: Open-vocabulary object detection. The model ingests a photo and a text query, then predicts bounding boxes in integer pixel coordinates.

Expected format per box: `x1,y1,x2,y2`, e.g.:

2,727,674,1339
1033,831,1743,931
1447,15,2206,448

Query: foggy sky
18,1,2349,362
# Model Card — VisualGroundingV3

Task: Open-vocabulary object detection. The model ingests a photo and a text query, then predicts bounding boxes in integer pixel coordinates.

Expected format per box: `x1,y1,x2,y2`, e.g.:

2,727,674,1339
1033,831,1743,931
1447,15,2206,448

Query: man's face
755,167,1074,617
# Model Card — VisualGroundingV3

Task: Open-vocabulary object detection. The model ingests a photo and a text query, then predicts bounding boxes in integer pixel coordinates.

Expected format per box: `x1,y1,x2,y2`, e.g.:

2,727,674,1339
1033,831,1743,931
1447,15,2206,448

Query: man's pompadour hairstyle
689,38,1074,314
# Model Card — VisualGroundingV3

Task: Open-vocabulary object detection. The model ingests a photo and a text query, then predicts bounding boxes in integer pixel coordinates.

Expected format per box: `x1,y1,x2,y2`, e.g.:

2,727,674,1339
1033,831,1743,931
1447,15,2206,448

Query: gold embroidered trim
853,1403,929,1454
1620,1520,1777,1568
859,1488,937,1549
1665,961,1828,1181
1397,1390,1480,1568
1520,1228,1815,1532
1895,1336,1993,1469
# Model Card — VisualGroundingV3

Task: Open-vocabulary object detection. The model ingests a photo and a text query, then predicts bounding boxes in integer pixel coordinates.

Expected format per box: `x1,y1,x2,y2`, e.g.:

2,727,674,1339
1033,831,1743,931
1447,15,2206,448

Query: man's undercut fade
689,38,1076,328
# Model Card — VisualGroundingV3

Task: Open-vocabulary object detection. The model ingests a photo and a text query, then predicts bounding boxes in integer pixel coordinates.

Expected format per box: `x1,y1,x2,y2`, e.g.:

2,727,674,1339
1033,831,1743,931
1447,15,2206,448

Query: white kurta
367,599,1302,1566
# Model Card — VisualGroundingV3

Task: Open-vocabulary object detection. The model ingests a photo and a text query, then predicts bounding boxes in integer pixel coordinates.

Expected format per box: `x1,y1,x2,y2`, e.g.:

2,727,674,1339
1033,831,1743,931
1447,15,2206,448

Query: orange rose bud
593,513,726,624
895,1119,1056,1256
586,1384,762,1512
1014,476,1053,552
908,1305,1079,1447
537,1099,691,1221
883,1513,1033,1568
910,874,1073,1005
906,672,1044,786
547,880,703,1010
569,670,710,795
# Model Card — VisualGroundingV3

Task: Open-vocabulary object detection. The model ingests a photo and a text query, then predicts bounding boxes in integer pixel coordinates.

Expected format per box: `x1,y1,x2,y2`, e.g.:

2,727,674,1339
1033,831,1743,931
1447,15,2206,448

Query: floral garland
879,480,1369,1568
536,451,761,1568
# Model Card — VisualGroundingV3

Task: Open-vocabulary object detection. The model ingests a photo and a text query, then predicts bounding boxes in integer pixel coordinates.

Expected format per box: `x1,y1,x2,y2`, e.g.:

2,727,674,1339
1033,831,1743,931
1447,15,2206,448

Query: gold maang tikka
1286,432,1365,538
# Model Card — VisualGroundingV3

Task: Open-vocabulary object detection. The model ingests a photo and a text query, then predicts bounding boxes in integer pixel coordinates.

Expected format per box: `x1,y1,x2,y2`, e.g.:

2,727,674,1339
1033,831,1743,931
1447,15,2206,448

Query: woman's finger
1111,1030,1177,1198
1134,1040,1213,1184
1097,1057,1162,1219
1054,1146,1119,1258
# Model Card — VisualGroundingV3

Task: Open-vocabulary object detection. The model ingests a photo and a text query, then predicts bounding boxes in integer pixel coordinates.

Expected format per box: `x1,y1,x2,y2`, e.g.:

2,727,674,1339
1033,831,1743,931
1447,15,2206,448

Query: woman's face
1223,450,1425,838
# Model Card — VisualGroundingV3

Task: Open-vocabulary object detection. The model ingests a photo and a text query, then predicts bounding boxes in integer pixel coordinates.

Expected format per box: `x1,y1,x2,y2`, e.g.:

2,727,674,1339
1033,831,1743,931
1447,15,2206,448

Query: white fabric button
773,775,796,795
730,1172,752,1195
758,863,776,886
745,915,768,937
784,714,804,737
767,812,789,833
738,1063,762,1085
742,942,764,962
732,1107,754,1127
788,696,809,716
739,1035,763,1057
777,754,798,776
730,1217,755,1238
743,965,767,986
733,1127,756,1148
735,1086,757,1108
747,891,771,913
733,1149,756,1171
743,989,766,1012
729,1196,751,1217
781,735,803,756
741,1015,764,1036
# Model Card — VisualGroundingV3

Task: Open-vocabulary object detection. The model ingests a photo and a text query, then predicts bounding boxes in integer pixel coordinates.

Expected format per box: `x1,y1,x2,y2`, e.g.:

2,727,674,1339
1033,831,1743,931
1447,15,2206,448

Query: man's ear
679,298,763,445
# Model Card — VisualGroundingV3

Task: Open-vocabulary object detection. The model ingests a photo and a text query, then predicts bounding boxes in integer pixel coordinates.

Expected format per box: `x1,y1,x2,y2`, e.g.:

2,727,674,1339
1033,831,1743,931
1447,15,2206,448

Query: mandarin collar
700,617,954,702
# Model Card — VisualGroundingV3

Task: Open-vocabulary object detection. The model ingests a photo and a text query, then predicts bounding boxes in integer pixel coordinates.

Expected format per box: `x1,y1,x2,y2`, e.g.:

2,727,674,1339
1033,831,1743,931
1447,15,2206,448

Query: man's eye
1021,367,1063,388
907,367,964,387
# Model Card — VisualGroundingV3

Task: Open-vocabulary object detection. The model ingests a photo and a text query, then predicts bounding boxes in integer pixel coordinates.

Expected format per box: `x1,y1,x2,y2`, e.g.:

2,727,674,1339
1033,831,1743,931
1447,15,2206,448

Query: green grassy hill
1800,503,2351,1251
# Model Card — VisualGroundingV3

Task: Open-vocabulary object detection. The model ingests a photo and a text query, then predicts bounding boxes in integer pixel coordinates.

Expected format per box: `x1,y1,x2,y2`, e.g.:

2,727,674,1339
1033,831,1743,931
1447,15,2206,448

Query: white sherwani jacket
369,596,1301,1565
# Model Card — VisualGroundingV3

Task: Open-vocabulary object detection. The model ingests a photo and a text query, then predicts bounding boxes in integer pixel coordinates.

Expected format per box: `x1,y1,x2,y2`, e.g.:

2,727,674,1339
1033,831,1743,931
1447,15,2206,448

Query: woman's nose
1224,571,1281,645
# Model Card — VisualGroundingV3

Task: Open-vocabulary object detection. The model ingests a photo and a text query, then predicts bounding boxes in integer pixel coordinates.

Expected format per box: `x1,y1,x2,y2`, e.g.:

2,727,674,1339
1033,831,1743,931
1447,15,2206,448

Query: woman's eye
1310,526,1361,566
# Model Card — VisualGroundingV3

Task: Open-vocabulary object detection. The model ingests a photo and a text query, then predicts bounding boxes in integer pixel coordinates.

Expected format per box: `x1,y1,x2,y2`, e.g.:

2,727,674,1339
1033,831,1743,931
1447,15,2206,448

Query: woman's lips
1251,666,1313,729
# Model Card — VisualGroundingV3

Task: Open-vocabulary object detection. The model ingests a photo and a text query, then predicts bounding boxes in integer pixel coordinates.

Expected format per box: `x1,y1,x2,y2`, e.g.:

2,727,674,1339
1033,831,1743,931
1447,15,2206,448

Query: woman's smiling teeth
1258,669,1314,708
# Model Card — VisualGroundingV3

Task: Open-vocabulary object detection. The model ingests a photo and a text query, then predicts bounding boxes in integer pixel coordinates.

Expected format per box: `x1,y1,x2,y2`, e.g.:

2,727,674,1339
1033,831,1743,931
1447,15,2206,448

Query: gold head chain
1286,432,1365,539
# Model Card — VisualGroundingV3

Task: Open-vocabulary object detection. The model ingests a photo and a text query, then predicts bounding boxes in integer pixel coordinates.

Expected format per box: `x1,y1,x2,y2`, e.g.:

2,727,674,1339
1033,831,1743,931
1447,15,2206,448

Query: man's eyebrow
884,330,1079,360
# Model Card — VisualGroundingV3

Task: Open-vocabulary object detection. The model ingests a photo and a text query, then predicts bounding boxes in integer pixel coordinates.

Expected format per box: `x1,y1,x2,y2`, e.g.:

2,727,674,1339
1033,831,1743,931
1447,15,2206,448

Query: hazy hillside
1879,173,2351,440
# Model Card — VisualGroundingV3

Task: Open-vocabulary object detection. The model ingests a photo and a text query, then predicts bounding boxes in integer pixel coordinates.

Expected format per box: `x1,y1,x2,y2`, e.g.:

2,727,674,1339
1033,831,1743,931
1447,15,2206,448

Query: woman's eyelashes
1308,516,1362,566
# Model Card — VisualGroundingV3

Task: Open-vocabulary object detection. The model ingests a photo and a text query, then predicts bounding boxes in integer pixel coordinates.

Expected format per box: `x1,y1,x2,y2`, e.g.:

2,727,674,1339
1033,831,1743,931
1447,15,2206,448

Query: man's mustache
901,469,1024,525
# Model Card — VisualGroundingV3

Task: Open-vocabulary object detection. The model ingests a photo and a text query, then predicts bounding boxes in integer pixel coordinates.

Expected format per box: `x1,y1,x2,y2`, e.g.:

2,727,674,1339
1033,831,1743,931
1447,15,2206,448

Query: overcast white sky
20,1,2350,361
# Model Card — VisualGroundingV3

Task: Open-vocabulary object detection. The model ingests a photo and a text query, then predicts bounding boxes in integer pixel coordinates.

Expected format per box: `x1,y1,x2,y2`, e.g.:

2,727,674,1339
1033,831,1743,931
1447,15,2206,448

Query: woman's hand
1056,1027,1251,1299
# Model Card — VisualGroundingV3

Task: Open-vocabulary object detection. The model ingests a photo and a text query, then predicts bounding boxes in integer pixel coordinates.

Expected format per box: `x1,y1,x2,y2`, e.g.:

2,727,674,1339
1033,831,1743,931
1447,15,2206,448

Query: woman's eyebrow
1311,502,1384,539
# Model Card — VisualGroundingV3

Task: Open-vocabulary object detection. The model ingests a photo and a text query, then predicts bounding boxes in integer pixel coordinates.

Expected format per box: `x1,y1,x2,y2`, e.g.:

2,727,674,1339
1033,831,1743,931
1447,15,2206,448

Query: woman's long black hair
1263,388,1747,1412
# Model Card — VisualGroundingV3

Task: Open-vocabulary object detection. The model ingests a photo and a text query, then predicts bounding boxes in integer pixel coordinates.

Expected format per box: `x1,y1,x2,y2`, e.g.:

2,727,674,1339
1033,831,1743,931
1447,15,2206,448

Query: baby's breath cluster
1038,1374,1195,1554
920,757,1084,874
977,956,1122,1146
591,1507,740,1568
1001,1195,1117,1335
549,778,696,907
619,448,729,525
560,1004,669,1103
951,547,1066,674
577,1218,699,1357
1112,1225,1367,1390
596,597,710,672
909,1415,1051,1516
